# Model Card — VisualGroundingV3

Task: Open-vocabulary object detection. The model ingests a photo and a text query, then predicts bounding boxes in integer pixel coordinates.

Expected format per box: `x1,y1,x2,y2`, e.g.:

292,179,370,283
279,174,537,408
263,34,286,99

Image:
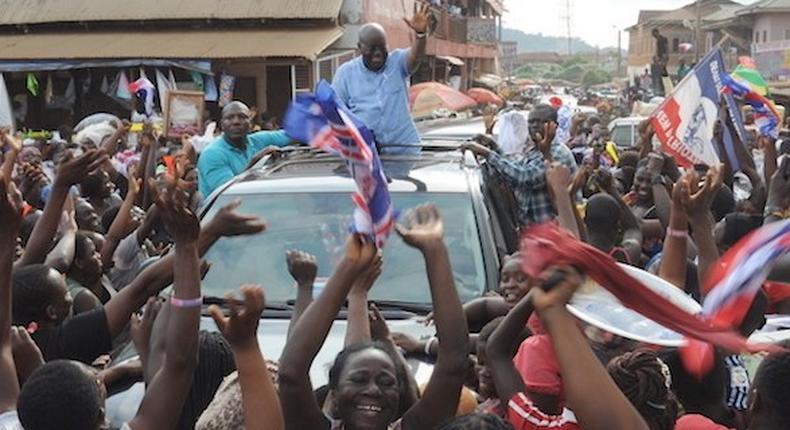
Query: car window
200,192,487,305
610,124,633,148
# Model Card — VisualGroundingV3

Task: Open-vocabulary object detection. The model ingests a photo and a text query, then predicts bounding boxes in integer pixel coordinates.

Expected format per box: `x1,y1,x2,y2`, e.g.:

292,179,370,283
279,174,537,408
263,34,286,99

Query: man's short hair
18,360,105,430
12,264,58,326
754,350,790,425
531,104,558,123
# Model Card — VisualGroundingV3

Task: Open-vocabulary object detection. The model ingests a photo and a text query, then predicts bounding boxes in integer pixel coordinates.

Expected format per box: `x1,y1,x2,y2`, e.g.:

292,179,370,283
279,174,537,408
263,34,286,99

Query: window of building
318,59,333,83
672,37,680,53
763,30,768,42
785,29,790,40
754,31,759,43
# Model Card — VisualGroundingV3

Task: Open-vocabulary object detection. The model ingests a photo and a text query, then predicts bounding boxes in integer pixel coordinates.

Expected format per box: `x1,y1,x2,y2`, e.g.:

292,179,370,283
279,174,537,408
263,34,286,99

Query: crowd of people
0,7,789,430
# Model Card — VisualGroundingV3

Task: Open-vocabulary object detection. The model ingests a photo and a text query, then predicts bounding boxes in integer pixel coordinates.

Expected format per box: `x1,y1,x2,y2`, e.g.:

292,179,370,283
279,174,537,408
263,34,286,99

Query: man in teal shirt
198,101,291,197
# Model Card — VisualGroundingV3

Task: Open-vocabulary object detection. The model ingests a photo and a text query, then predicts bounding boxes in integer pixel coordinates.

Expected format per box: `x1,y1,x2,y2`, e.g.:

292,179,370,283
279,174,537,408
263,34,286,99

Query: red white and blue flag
721,74,781,138
284,80,395,247
651,51,724,167
682,220,790,376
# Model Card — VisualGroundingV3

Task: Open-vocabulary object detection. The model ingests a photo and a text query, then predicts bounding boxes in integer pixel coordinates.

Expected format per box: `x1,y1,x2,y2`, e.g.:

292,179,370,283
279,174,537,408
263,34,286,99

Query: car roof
215,145,480,198
609,116,646,126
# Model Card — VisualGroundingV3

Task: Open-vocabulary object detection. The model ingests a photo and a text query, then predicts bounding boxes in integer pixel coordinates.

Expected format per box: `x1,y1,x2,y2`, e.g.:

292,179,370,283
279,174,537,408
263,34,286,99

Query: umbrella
409,82,476,118
733,65,769,96
466,87,504,106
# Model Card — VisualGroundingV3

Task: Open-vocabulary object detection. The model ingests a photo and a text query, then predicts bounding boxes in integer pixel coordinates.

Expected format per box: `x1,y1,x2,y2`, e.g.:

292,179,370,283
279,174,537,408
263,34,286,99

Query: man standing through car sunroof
332,3,431,157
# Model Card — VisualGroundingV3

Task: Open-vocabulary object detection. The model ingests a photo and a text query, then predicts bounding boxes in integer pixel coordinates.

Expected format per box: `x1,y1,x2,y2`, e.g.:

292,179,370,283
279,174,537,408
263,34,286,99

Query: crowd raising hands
0,100,789,430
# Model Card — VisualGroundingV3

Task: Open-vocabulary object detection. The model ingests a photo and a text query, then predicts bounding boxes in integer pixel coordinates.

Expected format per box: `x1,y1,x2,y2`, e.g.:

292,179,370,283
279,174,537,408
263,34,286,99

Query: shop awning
436,55,465,66
0,27,343,62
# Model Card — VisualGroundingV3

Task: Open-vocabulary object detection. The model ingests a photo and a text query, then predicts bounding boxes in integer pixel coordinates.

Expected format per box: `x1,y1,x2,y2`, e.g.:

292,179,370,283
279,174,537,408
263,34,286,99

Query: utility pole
563,0,572,56
617,29,622,76
695,0,702,62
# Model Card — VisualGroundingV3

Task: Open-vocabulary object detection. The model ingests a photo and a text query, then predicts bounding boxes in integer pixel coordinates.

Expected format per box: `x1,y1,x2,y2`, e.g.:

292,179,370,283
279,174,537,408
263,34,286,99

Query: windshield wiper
202,296,293,311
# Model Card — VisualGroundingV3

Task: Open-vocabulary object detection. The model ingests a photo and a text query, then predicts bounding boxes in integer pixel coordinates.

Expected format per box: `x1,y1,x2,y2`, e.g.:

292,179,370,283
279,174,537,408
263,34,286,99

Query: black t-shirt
32,308,112,364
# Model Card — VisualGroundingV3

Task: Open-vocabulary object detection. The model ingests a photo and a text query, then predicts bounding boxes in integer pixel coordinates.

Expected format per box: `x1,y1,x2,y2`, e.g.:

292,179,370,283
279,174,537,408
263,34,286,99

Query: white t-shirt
0,411,23,430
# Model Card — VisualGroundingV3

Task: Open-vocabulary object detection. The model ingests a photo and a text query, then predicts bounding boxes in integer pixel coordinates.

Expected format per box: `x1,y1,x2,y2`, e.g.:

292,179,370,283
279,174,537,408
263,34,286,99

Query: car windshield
610,124,633,148
200,192,487,306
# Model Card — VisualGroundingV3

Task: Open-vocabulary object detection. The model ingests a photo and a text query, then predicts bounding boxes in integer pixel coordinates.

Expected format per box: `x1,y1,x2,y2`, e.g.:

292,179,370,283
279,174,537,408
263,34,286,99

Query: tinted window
201,192,487,305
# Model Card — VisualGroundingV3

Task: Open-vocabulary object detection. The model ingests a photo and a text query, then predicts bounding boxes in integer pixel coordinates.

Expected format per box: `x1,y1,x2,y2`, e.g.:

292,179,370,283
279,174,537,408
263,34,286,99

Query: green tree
581,68,612,86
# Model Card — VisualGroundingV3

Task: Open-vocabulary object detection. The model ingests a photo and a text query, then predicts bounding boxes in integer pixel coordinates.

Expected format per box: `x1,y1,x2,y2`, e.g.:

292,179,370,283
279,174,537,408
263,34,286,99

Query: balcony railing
430,8,495,45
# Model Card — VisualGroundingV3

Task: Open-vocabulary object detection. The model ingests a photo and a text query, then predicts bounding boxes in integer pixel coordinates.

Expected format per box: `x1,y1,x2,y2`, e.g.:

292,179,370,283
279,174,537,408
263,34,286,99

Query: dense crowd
0,88,787,430
0,5,790,430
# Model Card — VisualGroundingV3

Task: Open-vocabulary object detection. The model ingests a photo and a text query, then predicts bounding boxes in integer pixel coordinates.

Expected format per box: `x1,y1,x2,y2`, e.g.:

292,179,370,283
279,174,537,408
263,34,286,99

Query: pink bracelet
666,228,688,239
170,296,203,308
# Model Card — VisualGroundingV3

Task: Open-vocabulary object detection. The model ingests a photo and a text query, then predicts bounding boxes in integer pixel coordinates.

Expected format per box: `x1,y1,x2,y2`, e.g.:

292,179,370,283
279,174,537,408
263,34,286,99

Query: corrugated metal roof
0,0,342,25
0,27,343,60
737,0,790,15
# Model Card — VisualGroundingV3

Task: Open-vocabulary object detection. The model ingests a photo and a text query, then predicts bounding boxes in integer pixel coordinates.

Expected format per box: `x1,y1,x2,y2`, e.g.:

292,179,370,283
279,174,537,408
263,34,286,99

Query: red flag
520,223,777,355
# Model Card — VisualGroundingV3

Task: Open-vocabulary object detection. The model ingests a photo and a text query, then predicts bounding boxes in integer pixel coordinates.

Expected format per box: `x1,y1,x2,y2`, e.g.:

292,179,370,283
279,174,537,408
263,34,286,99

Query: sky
501,0,759,49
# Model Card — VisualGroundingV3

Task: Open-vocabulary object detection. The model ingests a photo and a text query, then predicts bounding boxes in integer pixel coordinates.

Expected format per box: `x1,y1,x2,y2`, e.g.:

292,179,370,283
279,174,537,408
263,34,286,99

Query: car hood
106,314,436,427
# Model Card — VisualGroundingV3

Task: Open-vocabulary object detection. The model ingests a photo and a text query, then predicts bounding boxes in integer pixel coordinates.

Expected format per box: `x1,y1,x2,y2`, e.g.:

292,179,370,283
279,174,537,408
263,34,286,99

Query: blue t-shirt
332,48,420,153
197,130,290,197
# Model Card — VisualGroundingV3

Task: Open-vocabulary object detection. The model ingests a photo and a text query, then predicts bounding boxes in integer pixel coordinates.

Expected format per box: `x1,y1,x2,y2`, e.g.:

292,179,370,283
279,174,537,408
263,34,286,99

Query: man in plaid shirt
464,104,577,226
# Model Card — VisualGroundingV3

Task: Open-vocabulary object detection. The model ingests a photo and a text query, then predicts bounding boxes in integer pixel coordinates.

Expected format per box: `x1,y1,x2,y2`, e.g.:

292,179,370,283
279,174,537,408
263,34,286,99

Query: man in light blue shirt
332,4,431,156
197,101,291,197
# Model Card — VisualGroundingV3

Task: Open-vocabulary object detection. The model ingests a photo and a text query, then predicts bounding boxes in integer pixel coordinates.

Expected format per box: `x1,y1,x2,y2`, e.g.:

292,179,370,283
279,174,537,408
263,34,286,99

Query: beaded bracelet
170,296,203,308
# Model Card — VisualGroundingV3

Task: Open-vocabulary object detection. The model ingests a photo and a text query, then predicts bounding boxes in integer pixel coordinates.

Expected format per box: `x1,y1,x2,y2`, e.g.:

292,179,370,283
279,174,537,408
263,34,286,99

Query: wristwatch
415,31,427,39
651,174,666,186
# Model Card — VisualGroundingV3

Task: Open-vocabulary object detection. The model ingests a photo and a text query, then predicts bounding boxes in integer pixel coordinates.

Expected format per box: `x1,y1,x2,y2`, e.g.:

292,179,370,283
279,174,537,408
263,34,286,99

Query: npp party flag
128,77,156,116
651,50,724,167
722,73,780,138
520,223,777,355
283,80,395,247
681,220,790,376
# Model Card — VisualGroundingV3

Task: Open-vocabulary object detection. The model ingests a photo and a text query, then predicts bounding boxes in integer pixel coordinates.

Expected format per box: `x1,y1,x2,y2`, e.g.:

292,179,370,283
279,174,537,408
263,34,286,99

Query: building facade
0,0,502,130
626,0,739,79
330,0,503,90
738,0,790,80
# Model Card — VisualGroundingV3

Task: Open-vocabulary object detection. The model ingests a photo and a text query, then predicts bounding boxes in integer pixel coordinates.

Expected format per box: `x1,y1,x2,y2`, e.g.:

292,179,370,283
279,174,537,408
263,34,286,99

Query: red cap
549,96,563,108
674,414,731,430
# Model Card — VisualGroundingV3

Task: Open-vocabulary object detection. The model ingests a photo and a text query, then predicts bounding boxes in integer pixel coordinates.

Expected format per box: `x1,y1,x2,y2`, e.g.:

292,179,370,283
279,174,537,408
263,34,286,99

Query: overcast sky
502,0,758,49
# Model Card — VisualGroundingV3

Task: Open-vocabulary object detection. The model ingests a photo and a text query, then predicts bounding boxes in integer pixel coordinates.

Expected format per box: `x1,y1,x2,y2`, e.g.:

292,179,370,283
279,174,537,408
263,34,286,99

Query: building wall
752,14,790,43
628,24,693,76
751,12,790,79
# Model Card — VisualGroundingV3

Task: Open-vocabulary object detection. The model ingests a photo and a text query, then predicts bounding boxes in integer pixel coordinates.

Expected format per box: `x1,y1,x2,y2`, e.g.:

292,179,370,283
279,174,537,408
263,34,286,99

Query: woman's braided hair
607,349,680,430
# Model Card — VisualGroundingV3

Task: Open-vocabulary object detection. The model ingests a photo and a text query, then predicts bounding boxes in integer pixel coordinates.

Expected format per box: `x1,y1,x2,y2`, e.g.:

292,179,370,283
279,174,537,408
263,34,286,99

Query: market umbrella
409,82,476,118
732,65,769,96
466,87,504,106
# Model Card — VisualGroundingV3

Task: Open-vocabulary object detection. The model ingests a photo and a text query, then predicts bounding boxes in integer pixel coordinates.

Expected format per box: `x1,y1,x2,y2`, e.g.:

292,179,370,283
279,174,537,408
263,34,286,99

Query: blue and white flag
651,49,745,168
284,80,395,247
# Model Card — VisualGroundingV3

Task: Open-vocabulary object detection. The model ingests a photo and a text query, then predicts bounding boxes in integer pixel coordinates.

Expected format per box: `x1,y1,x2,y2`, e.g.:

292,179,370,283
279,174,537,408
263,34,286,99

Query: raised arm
0,129,20,182
278,235,373,430
285,250,317,338
399,205,470,430
102,199,266,338
0,174,22,412
44,196,77,273
533,267,649,430
101,166,142,268
129,178,202,430
682,166,724,295
209,285,284,430
486,282,533,403
547,162,581,239
16,150,107,268
102,119,130,156
659,177,690,290
404,3,430,74
345,252,382,346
